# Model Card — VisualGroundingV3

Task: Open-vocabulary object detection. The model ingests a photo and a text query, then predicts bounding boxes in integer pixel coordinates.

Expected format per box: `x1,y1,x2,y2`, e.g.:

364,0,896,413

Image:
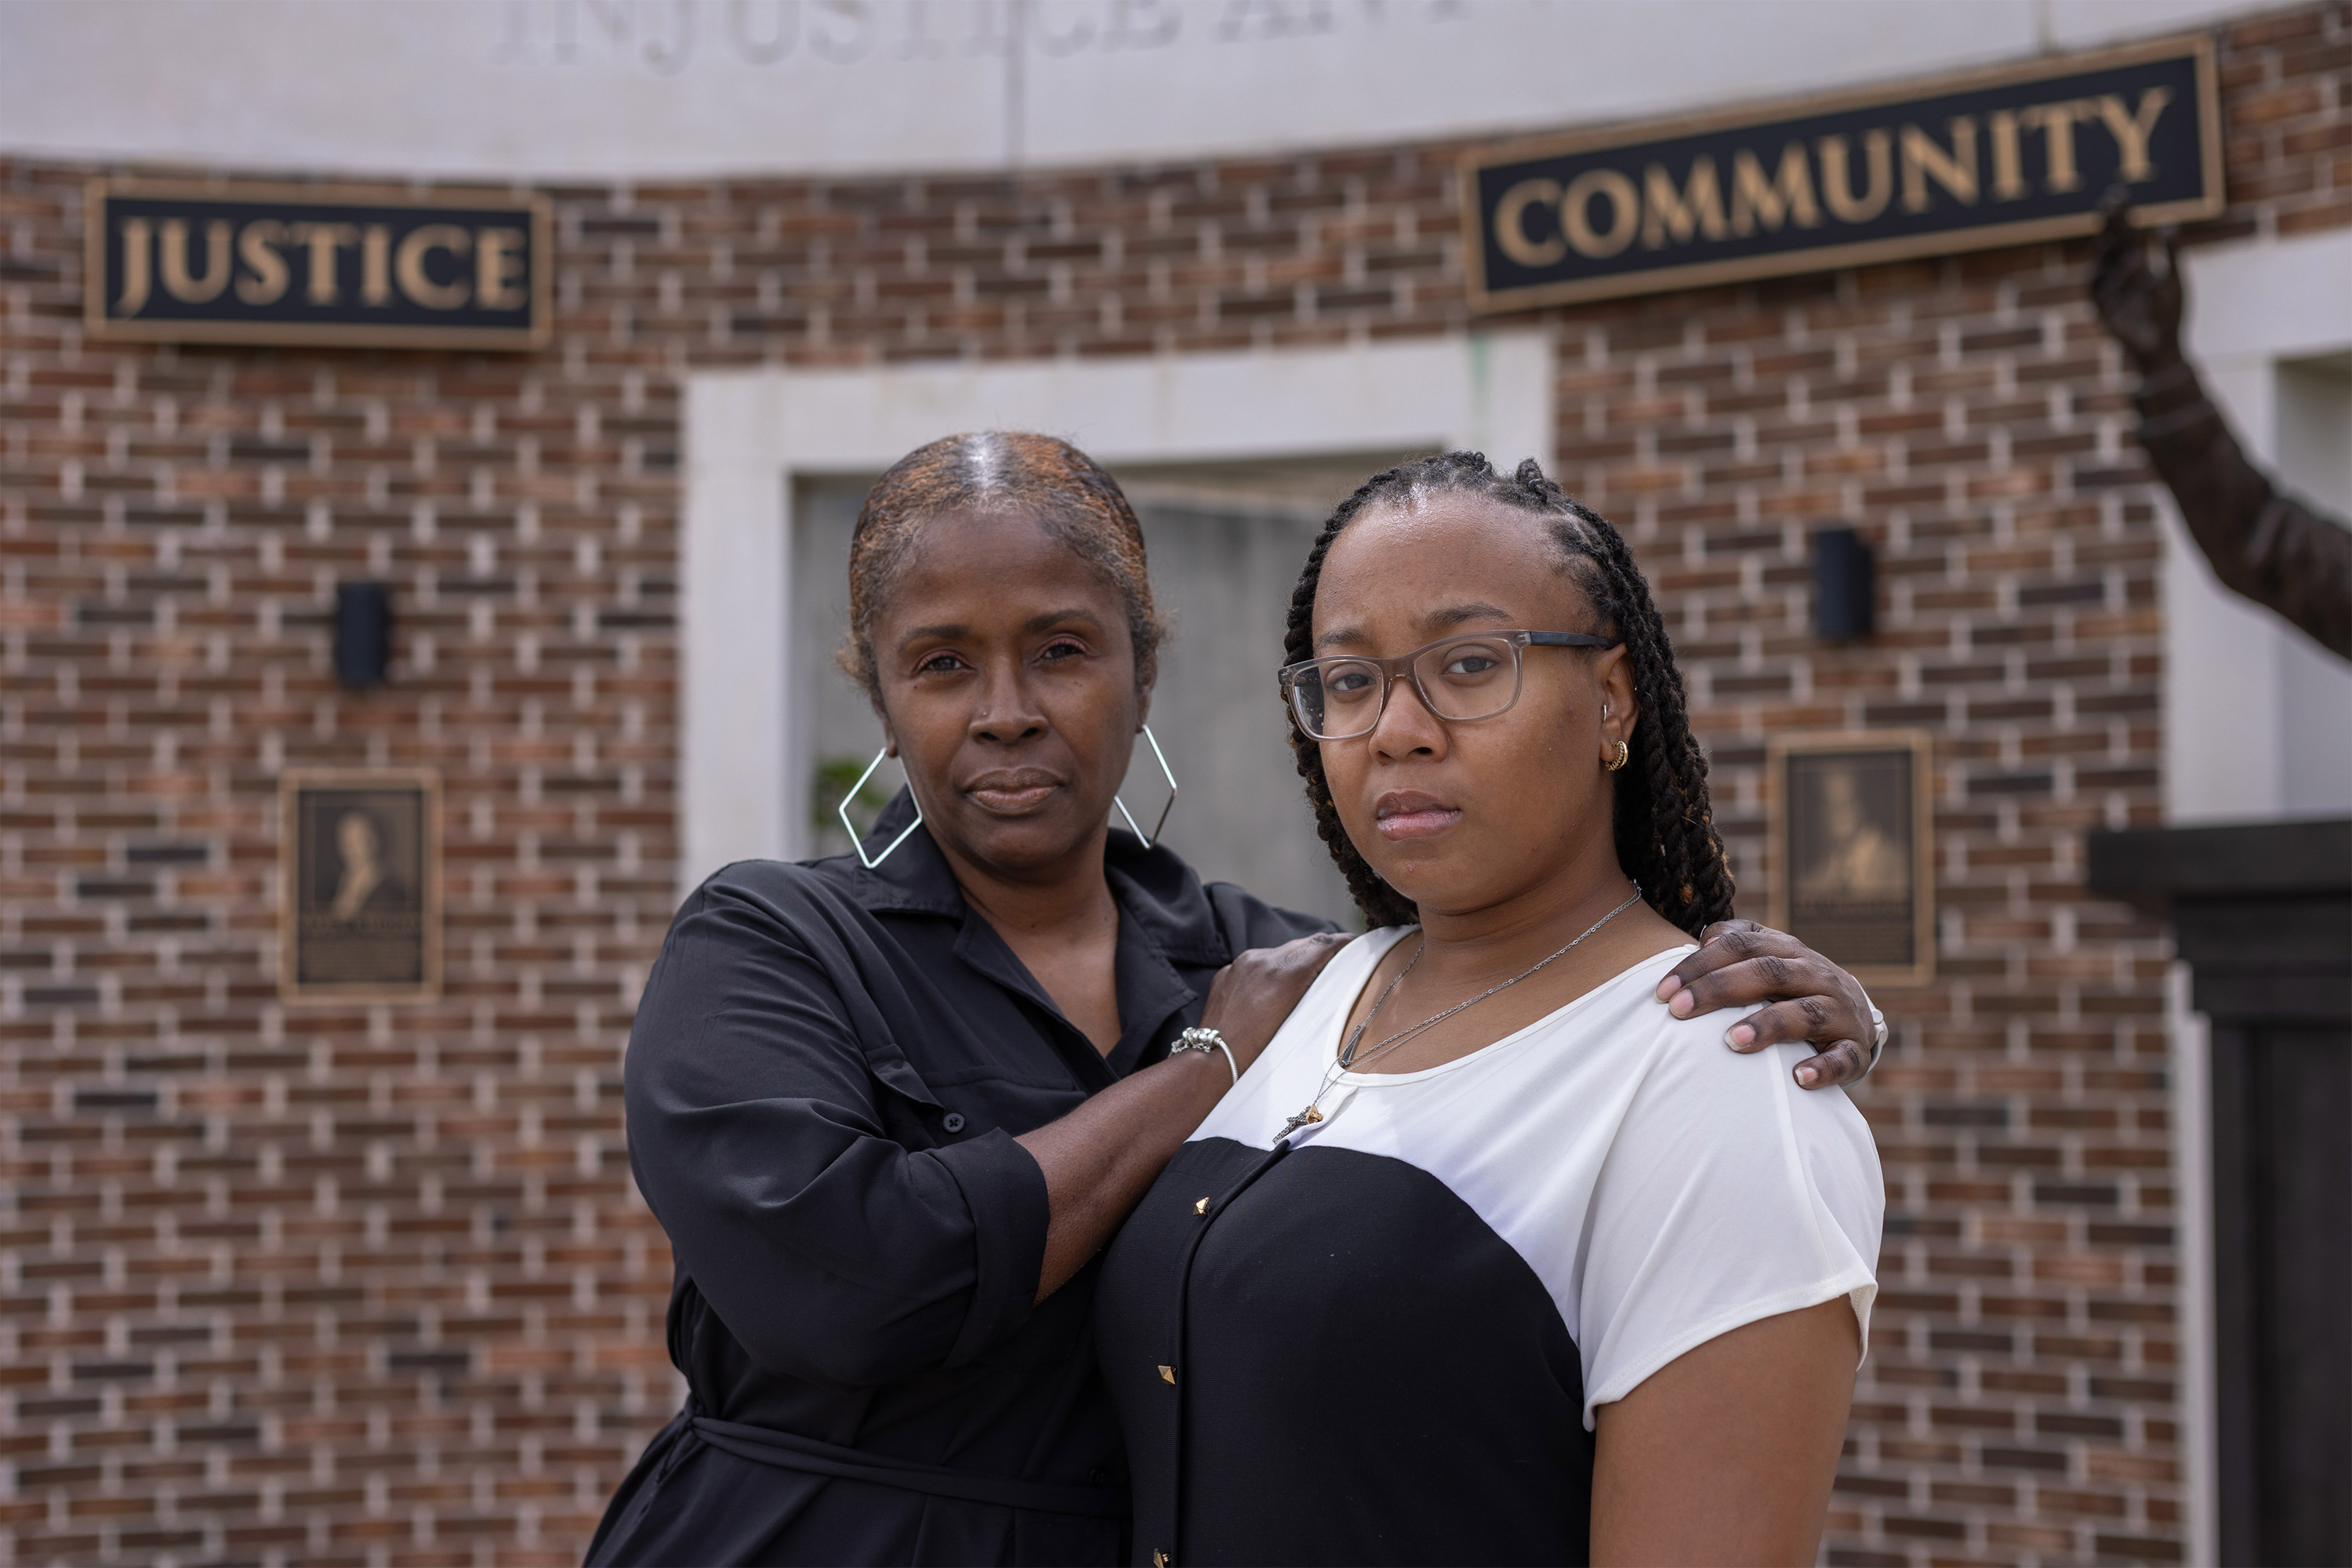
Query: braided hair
1283,452,1736,937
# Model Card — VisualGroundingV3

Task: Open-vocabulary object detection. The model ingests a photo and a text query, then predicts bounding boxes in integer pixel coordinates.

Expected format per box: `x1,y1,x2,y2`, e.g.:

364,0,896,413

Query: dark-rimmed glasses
1278,630,1620,742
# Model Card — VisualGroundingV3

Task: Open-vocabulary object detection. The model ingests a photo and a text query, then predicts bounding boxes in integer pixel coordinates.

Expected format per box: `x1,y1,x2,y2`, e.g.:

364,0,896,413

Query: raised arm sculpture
2089,191,2351,662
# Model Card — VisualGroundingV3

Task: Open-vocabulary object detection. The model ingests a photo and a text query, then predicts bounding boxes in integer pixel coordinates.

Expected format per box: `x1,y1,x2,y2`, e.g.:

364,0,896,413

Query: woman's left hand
1653,920,1880,1090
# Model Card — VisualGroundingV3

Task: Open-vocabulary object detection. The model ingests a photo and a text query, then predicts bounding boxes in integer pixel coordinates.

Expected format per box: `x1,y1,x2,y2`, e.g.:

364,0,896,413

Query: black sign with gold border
1464,34,2222,313
280,768,443,1004
88,179,551,350
1767,731,1935,991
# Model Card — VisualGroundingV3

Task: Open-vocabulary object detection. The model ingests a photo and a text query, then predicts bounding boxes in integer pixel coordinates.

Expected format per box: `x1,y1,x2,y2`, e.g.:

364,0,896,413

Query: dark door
2088,825,2352,1567
2209,1017,2351,1566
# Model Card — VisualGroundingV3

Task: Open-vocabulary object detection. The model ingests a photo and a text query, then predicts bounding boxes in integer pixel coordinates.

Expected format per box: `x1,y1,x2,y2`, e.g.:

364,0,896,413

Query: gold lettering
1817,130,1893,223
362,225,394,307
1642,156,1726,249
158,218,233,303
396,224,474,309
234,220,291,305
1560,168,1639,258
1730,143,1820,236
2096,88,2173,182
1493,179,1566,267
475,226,528,310
1989,110,2027,200
2024,100,2095,192
114,216,153,316
293,223,359,304
1900,117,1979,212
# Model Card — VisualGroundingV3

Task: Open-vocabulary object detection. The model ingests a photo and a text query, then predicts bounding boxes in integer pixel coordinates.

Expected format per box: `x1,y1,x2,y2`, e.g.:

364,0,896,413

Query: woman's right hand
1198,931,1355,1076
1018,930,1354,1301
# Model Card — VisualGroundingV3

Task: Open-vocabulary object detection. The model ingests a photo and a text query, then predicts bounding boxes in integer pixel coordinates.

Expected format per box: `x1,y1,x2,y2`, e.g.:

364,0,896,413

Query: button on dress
587,791,1334,1567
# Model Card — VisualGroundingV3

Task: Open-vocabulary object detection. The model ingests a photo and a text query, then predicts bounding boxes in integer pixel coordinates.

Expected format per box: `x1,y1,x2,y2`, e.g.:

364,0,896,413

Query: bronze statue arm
2092,194,2352,662
2129,362,2352,659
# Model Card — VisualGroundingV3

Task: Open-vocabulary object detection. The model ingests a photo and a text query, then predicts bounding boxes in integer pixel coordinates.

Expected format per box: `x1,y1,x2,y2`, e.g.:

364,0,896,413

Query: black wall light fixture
1812,527,1875,641
334,581,393,688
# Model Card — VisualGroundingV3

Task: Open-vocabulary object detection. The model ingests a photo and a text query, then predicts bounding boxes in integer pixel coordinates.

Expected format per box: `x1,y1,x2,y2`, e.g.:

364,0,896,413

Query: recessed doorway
680,332,1555,902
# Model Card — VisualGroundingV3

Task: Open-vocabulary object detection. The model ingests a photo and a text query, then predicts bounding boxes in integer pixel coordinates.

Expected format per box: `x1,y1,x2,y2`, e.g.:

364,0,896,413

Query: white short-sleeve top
1208,924,1882,1422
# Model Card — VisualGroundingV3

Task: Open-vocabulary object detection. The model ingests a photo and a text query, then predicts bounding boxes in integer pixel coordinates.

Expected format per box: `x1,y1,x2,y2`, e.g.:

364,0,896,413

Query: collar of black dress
849,786,1232,969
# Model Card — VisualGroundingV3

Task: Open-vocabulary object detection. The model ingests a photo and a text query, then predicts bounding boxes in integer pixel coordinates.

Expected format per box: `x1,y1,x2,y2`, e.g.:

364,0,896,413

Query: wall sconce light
335,581,392,688
1812,527,1875,641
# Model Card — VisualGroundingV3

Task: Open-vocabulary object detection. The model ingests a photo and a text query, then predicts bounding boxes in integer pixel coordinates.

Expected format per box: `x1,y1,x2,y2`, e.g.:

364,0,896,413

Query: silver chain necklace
1278,885,1645,1138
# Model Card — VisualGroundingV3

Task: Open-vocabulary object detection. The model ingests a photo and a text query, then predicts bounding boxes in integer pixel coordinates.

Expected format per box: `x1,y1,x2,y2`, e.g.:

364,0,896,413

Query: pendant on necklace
1279,1104,1323,1137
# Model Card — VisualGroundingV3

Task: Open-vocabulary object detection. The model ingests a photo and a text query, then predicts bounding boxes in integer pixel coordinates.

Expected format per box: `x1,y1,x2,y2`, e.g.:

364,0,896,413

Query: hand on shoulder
1653,920,1882,1091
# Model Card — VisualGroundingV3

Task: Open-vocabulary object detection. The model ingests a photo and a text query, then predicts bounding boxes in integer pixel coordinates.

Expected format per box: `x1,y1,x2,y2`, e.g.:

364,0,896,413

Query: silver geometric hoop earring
1112,724,1179,849
846,724,1180,866
840,747,926,869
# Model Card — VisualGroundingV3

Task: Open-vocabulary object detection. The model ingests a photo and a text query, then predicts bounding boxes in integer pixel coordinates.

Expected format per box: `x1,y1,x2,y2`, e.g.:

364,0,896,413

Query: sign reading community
1464,36,2221,311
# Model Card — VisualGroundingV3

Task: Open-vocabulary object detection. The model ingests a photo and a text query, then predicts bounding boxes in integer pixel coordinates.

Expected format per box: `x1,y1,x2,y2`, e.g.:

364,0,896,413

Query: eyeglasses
1278,630,1620,742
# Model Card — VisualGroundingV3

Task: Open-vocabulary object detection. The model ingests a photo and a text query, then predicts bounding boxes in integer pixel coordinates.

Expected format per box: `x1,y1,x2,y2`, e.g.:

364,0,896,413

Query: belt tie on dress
687,1414,1127,1519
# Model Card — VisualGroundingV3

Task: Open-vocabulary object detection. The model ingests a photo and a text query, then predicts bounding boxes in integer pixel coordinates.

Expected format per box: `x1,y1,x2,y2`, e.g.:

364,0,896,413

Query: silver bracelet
1867,1006,1888,1070
1171,1025,1238,1085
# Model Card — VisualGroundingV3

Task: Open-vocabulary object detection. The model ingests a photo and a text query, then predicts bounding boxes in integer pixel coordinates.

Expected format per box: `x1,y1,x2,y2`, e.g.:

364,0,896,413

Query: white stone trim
2180,226,2352,371
2166,223,2352,826
680,332,1555,891
5,2,2290,182
2167,962,2220,1568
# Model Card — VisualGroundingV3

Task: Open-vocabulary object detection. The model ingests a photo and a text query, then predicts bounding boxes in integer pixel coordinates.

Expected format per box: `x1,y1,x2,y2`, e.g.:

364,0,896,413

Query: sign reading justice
1464,35,2220,312
87,180,551,350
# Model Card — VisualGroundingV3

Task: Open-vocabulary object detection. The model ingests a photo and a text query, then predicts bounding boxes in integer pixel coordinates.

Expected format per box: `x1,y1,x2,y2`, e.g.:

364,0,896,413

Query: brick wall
2,5,2344,1563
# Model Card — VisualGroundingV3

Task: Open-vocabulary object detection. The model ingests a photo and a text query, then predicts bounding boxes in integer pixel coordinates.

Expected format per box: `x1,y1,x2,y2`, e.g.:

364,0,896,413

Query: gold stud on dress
1157,1364,1175,1385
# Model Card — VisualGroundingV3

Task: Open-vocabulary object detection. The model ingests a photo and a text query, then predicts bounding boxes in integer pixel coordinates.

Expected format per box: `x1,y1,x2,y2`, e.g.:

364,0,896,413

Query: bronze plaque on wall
1464,34,2221,312
1767,731,1934,989
87,179,551,350
280,769,442,1003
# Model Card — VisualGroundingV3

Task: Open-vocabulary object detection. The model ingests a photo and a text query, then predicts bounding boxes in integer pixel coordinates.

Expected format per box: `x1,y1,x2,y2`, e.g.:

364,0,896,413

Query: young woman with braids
593,434,1883,1567
1095,452,1882,1568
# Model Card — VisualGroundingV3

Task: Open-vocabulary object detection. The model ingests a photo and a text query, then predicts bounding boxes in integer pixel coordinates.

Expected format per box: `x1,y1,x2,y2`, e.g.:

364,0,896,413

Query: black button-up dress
586,791,1334,1567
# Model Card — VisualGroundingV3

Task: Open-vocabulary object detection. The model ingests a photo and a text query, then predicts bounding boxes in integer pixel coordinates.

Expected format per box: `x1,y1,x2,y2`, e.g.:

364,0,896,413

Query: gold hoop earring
1604,739,1630,772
